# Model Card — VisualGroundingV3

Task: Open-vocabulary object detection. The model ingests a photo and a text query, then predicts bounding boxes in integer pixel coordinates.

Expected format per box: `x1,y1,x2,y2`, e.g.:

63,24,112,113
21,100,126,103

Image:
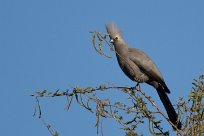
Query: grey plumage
106,22,181,129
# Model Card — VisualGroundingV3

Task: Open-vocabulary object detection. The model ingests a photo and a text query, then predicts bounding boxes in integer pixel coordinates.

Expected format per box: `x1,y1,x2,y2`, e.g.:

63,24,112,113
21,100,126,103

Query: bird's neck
114,41,129,56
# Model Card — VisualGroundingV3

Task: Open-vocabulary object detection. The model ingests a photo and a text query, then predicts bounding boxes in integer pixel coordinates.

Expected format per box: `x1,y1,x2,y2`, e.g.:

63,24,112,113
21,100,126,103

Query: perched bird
106,22,181,129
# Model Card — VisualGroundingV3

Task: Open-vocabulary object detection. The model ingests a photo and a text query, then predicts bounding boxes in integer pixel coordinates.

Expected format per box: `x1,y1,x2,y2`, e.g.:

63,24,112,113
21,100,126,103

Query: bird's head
106,22,124,45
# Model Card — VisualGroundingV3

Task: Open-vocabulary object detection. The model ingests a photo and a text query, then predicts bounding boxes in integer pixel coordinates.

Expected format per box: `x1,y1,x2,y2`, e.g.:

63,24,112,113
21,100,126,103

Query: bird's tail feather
156,85,182,129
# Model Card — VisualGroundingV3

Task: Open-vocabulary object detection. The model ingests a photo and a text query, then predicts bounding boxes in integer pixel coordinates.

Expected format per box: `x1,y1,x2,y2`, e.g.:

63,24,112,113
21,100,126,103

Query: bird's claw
135,83,140,90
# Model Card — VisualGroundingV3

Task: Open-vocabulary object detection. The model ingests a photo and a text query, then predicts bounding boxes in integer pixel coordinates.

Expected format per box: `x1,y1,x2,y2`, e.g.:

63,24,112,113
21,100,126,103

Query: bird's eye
114,37,118,41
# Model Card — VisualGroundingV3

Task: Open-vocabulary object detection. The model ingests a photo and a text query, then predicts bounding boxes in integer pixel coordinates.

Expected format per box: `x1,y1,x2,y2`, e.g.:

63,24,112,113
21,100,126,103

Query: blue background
0,0,203,135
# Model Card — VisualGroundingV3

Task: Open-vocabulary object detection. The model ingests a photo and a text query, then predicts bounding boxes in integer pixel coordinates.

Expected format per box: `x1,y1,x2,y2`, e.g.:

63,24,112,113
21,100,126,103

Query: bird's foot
135,83,140,91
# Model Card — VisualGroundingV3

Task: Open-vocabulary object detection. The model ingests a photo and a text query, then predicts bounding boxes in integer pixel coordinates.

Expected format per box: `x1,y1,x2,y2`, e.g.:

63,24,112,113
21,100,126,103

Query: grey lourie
106,22,181,130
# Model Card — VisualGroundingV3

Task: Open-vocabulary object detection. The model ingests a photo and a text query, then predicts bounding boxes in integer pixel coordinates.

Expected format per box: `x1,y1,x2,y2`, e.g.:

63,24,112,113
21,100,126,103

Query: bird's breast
116,54,149,83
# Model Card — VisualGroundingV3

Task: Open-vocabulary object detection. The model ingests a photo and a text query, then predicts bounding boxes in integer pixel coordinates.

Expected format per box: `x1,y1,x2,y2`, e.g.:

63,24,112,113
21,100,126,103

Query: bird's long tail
156,85,182,130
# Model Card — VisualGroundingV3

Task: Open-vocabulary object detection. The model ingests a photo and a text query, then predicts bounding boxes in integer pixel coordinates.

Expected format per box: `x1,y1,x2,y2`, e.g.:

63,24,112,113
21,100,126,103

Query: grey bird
106,22,181,129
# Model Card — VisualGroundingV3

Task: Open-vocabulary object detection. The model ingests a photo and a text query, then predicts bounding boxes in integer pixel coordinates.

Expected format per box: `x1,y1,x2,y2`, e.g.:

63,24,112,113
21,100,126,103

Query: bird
106,22,182,130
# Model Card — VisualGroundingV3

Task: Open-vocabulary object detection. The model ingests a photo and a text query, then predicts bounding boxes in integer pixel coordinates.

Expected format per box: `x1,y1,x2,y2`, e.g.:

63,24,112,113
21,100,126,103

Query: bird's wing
128,48,164,83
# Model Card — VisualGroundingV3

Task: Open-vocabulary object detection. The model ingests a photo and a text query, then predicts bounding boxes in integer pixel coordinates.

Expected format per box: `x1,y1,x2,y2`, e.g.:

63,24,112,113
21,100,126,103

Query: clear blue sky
0,0,203,135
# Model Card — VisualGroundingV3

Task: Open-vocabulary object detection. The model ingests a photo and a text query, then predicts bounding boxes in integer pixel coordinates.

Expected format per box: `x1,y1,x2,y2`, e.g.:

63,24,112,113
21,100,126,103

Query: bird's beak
110,39,114,43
